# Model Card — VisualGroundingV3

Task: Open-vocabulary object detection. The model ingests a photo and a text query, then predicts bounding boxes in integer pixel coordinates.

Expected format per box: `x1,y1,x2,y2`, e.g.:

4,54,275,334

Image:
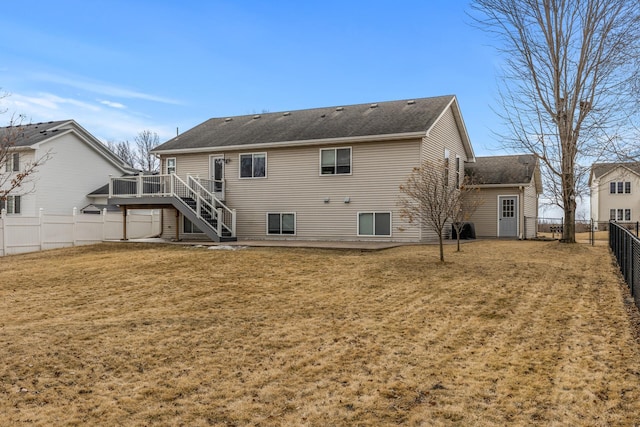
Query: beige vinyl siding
470,188,522,238
160,139,422,241
470,188,500,238
419,106,470,241
523,182,538,238
162,154,209,180
593,167,640,223
225,139,421,241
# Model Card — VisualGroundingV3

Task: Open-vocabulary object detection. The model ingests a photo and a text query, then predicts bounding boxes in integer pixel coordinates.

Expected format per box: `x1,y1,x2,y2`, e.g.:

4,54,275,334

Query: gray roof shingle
0,120,71,147
591,162,640,180
465,154,538,185
153,95,457,152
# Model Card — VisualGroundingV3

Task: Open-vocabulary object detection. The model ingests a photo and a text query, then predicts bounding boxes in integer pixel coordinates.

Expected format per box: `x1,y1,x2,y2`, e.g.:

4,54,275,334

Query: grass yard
1,241,639,426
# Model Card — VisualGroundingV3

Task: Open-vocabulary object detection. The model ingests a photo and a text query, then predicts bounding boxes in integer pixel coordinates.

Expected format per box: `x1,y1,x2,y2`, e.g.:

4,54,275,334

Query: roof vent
370,103,378,108
224,117,232,122
283,112,291,116
253,115,261,119
407,100,416,105
336,107,344,111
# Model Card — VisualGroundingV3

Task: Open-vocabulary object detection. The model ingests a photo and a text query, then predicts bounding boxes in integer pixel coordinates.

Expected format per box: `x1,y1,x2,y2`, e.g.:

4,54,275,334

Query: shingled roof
590,162,640,182
0,119,136,174
0,120,71,147
153,95,468,153
466,154,541,190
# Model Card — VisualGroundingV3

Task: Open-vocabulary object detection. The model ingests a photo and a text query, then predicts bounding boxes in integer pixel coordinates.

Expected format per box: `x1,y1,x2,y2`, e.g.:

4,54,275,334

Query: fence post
72,207,78,246
0,208,5,256
39,208,44,251
102,208,107,241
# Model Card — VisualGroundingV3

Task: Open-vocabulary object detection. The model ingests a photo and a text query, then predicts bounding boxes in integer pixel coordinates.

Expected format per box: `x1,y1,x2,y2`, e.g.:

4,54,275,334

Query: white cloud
100,100,126,109
30,72,183,105
0,91,176,143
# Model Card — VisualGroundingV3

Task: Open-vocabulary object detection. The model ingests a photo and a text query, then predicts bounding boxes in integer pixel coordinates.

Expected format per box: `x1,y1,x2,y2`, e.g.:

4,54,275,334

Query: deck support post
175,209,180,241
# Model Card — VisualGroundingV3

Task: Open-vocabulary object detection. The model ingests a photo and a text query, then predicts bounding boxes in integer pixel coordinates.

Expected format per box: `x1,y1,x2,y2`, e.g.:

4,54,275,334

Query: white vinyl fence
0,208,161,256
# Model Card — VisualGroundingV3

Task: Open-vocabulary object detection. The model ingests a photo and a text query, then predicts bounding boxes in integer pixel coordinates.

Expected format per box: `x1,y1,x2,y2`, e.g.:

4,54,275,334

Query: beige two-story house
590,162,640,227
109,95,479,242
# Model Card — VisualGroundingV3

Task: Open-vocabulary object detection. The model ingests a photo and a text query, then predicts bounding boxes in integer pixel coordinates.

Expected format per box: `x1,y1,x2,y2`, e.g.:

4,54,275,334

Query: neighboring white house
590,162,640,226
0,120,135,216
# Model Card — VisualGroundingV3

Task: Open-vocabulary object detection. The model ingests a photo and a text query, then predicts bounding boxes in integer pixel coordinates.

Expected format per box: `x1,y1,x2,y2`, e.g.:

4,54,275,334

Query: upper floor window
5,153,19,172
610,181,631,194
240,153,266,178
455,156,461,189
320,148,351,175
0,195,21,214
166,158,176,175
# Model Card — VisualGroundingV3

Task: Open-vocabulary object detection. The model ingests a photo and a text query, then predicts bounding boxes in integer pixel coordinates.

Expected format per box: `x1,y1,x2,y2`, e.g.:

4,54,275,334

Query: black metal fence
609,221,640,311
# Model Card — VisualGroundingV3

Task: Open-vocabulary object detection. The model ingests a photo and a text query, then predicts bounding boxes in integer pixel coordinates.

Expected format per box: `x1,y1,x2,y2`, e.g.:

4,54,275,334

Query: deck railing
109,174,236,238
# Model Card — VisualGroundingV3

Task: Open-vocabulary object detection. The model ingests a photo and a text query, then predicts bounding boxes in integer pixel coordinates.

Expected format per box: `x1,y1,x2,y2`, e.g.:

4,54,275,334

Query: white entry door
210,155,225,200
498,196,518,237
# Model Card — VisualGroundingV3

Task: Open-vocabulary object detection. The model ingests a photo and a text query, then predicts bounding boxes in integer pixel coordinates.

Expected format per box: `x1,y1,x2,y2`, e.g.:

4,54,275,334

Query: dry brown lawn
1,240,639,426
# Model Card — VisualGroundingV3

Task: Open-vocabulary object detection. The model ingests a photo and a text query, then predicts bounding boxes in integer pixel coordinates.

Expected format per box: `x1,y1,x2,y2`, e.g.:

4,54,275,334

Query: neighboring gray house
109,95,477,242
590,162,640,226
0,120,134,216
465,154,542,239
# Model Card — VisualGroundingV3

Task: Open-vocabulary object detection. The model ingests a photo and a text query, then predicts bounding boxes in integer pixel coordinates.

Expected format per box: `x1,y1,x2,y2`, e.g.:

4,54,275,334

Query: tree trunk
562,199,576,243
561,167,577,243
438,232,444,262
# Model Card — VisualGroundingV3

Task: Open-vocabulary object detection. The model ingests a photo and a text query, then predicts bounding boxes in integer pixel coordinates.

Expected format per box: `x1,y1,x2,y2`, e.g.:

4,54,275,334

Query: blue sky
0,0,503,155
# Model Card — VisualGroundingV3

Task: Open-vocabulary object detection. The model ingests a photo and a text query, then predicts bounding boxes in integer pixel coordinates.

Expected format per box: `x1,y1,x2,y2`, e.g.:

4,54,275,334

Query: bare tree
0,115,52,207
105,139,136,168
450,181,483,252
399,160,462,262
471,0,640,243
133,130,160,172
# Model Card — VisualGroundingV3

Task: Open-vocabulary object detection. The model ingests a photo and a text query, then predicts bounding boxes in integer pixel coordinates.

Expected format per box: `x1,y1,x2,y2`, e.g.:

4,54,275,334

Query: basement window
267,213,296,235
358,212,391,236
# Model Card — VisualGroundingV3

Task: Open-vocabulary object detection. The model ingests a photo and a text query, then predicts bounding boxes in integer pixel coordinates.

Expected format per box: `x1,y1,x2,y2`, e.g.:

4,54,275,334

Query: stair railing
186,175,236,237
109,174,236,238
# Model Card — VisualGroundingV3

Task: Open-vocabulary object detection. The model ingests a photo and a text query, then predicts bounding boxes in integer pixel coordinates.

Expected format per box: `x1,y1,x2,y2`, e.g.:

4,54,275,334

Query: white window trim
0,195,21,215
5,152,19,172
319,147,352,176
166,157,176,175
266,212,296,235
357,211,392,237
239,152,267,179
610,181,632,194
